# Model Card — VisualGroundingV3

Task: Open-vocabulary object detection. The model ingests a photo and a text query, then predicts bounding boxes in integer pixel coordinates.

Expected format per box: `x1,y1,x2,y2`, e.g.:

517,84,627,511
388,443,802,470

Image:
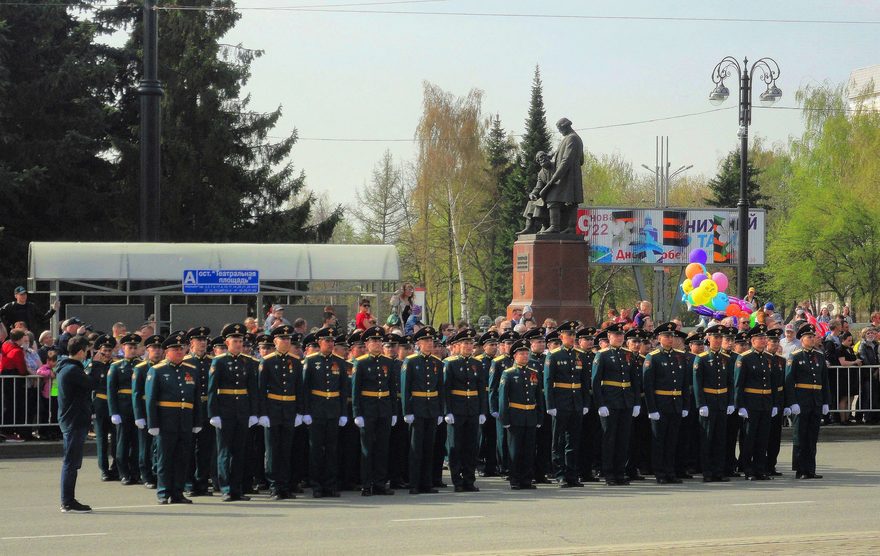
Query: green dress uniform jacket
107,357,138,418
208,353,260,420
544,346,590,412
693,350,733,410
183,354,212,426
591,347,640,409
400,352,444,418
260,352,305,423
442,356,487,416
351,353,396,418
784,349,831,412
498,364,544,427
642,348,690,414
488,354,514,415
734,350,779,411
132,359,157,423
145,360,200,433
302,352,347,420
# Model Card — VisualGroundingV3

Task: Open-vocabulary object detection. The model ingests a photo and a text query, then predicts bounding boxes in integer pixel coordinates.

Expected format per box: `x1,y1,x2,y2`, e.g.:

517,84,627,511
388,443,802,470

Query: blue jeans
61,426,88,505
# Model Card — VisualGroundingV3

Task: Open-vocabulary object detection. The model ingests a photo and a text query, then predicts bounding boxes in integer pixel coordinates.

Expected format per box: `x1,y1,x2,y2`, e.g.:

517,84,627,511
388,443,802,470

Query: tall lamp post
139,0,163,241
709,56,781,298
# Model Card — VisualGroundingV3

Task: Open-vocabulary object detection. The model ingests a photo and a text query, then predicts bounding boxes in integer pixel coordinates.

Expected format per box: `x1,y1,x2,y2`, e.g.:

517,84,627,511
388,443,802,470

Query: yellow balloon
692,288,711,306
682,279,694,294
701,279,718,298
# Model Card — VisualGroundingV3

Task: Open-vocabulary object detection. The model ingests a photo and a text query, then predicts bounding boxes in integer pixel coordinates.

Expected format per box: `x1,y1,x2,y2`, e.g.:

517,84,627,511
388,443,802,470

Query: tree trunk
447,182,470,324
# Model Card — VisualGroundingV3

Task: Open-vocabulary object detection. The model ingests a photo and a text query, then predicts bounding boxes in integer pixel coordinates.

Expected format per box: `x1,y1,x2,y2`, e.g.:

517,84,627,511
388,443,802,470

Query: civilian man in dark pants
57,336,94,513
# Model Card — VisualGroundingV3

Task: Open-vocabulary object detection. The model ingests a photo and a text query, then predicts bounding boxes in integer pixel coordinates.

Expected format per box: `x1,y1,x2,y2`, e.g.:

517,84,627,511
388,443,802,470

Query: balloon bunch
679,249,755,324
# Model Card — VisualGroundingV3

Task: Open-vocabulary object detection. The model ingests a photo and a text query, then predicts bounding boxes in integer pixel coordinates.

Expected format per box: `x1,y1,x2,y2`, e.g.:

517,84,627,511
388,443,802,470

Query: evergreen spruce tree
483,115,515,315
100,0,340,243
706,149,768,209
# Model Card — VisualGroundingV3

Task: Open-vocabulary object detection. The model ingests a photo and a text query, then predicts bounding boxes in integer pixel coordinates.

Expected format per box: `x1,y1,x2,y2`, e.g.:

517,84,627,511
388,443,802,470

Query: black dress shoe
702,476,714,483
454,485,465,492
616,478,631,485
121,478,136,486
769,470,783,476
534,476,552,484
157,498,171,505
312,490,323,498
746,475,758,481
524,484,537,489
656,478,670,485
239,495,251,501
361,488,372,496
604,479,617,486
795,472,807,479
807,473,823,479
628,475,646,481
464,484,479,492
676,473,694,479
326,490,340,497
510,485,522,490
390,481,408,489
421,488,439,494
101,474,113,482
222,494,235,502
756,474,770,481
434,482,448,488
171,496,193,504
144,482,157,489
409,488,421,494
581,475,600,482
373,486,395,495
716,476,730,482
669,478,683,484
291,486,304,494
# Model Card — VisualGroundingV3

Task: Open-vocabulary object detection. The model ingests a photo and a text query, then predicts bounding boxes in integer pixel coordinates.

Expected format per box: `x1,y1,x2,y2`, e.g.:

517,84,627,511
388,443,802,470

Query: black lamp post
709,56,781,298
139,0,163,241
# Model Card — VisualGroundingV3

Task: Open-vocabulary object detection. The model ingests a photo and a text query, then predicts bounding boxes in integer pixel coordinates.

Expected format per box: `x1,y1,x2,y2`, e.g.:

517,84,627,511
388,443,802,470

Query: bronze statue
541,117,584,234
517,151,553,235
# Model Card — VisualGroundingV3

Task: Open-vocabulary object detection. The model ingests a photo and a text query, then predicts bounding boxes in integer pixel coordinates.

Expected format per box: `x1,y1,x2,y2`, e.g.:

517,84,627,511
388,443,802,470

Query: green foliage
706,149,768,209
484,115,517,316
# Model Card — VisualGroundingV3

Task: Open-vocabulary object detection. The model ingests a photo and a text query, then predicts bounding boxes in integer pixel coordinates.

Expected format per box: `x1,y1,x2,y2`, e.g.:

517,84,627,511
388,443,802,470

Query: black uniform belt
703,387,728,394
509,402,536,410
267,393,296,402
553,382,581,389
158,401,193,410
218,389,248,395
411,391,438,398
795,383,822,390
451,389,479,397
744,388,772,395
310,390,339,398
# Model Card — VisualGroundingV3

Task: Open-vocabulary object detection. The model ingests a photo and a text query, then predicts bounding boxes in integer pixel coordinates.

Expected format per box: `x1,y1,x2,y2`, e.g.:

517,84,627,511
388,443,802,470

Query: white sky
144,0,880,207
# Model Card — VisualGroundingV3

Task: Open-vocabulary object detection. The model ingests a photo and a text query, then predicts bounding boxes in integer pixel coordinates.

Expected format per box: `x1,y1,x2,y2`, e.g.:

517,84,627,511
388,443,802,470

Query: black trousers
535,412,552,479
766,412,783,471
309,418,340,492
650,412,682,480
507,424,536,487
600,409,632,480
627,412,651,476
740,410,771,476
242,424,266,490
409,417,436,490
792,411,821,475
137,426,157,483
216,415,248,496
432,420,447,486
578,409,601,479
675,409,700,474
479,414,498,475
448,415,479,487
360,416,391,489
551,410,582,483
388,418,409,486
339,418,361,489
115,419,138,481
93,409,116,475
724,413,741,475
266,422,295,493
290,424,309,488
699,410,727,478
156,430,192,500
188,425,215,492
495,418,509,473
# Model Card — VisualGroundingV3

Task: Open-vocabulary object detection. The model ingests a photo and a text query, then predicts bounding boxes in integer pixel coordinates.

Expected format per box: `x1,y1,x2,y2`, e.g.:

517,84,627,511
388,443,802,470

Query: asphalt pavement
1,440,878,555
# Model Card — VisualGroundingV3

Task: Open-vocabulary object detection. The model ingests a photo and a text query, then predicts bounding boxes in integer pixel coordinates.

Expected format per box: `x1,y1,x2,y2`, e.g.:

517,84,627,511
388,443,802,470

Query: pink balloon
692,273,706,288
712,272,729,292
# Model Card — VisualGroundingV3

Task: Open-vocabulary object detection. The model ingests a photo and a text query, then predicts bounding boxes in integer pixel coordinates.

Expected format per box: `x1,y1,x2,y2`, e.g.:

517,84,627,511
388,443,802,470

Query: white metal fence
826,365,880,418
0,374,57,428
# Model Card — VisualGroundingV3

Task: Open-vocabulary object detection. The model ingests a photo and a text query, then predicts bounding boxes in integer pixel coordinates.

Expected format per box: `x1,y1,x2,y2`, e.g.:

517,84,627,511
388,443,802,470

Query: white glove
294,414,303,427
632,406,641,418
338,416,348,427
404,414,415,424
479,414,486,425
354,416,365,428
598,406,609,418
648,412,660,421
536,423,541,428
699,406,709,418
444,413,454,425
193,427,202,433
209,416,222,429
134,418,146,429
247,415,258,428
783,407,791,417
726,405,735,415
111,414,122,425
738,408,749,419
258,416,270,428
682,410,689,418
303,415,313,426
391,415,398,427
582,407,589,415
491,412,499,419
822,404,830,416
437,416,444,426
504,424,511,429
790,403,801,416
148,427,159,436
547,408,557,417
771,407,778,418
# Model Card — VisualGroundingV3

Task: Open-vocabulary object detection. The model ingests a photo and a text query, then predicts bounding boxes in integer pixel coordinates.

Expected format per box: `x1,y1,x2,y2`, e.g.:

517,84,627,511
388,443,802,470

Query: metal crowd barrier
826,364,880,417
0,374,57,428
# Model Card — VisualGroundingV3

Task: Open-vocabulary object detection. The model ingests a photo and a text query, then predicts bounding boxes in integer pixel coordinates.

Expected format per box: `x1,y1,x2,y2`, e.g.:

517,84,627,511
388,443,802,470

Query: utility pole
139,0,163,241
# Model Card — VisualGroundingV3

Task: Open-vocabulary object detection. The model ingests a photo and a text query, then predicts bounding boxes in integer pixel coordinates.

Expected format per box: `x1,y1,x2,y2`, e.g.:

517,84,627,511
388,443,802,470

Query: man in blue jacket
57,335,95,513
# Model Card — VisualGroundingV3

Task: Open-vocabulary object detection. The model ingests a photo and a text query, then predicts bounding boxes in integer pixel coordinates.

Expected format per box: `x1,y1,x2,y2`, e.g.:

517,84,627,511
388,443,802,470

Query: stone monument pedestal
507,234,595,325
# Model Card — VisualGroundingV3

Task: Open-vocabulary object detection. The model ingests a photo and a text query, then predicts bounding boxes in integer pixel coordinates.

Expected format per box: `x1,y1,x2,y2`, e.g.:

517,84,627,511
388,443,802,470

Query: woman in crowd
835,332,862,425
390,283,415,325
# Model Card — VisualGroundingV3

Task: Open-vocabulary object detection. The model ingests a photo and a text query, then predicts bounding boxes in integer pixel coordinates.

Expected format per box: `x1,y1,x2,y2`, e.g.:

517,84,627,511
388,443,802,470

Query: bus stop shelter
27,242,400,333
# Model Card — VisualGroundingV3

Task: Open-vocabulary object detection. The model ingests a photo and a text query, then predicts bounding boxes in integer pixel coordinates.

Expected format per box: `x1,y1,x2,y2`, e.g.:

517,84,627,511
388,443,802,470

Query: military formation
82,317,830,504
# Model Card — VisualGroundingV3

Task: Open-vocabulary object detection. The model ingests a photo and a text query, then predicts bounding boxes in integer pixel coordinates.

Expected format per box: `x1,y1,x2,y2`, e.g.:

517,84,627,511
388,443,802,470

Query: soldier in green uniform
475,330,500,477
642,322,690,484
765,328,787,476
259,324,304,500
146,331,200,504
576,327,600,482
523,327,552,484
133,334,164,489
401,326,444,494
443,327,486,492
591,323,641,486
625,328,649,480
302,326,348,498
499,339,545,489
723,326,743,477
183,326,213,496
543,321,589,487
385,333,409,489
107,333,141,485
785,324,831,479
339,330,361,490
87,335,118,481
241,334,266,495
208,323,259,501
429,334,450,488
734,324,780,480
488,330,518,477
674,330,703,479
352,326,396,496
211,336,226,357
693,325,734,482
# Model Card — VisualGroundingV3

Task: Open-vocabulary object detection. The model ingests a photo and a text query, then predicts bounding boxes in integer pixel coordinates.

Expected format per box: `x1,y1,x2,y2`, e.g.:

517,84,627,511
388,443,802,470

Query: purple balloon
691,306,715,317
713,311,726,320
692,273,706,288
689,249,708,265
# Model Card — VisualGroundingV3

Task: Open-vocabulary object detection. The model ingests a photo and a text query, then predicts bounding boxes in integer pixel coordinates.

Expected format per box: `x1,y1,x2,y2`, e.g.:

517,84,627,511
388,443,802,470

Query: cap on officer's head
119,333,142,346
221,323,246,339
255,333,273,346
704,324,725,336
361,326,385,342
413,326,436,343
499,330,521,343
186,326,211,341
510,339,530,355
747,324,768,338
162,331,187,349
796,323,817,340
478,330,500,346
653,321,677,336
271,324,294,338
576,326,597,340
449,327,477,345
602,322,625,334
144,334,165,348
93,334,117,350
